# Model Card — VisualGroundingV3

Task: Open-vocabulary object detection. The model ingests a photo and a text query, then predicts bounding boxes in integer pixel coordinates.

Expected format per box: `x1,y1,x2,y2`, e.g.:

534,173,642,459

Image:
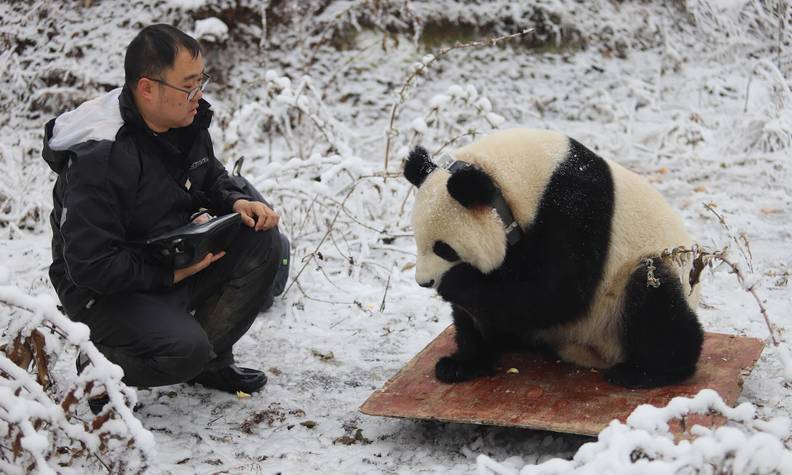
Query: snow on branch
633,197,792,384
224,71,353,161
232,150,414,308
382,28,535,175
405,83,505,158
478,389,792,474
741,59,792,153
0,281,155,474
0,137,53,231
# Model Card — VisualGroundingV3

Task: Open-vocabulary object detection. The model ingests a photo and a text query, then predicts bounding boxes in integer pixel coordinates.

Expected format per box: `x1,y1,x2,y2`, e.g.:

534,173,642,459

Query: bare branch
383,28,535,175
703,203,754,272
648,245,779,347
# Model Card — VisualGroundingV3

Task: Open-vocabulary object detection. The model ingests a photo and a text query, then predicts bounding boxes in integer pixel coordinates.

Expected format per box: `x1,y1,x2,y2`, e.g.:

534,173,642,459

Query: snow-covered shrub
403,83,506,156
223,71,353,161
0,134,52,231
478,389,792,475
0,283,155,474
193,17,229,43
684,0,789,45
741,59,792,153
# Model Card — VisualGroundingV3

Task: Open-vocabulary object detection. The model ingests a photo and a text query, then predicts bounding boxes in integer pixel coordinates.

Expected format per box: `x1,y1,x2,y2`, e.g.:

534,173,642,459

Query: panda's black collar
446,160,524,246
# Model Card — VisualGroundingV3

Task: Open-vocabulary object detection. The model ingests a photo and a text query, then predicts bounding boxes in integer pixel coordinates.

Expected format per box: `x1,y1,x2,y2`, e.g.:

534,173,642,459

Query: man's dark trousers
74,225,281,387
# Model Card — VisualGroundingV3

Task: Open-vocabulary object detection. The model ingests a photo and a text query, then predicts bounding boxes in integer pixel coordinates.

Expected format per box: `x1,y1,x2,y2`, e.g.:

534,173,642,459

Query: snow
1,0,792,473
779,345,792,382
478,391,792,474
167,0,209,10
486,112,506,128
430,93,452,109
411,117,429,134
192,18,229,43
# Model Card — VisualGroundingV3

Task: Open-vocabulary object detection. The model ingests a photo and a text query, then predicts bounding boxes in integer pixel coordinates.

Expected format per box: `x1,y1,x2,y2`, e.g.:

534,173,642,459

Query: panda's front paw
437,263,484,305
435,355,493,383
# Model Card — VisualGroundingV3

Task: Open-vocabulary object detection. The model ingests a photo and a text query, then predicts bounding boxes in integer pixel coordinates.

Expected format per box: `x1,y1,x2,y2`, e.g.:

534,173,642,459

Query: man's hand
191,211,211,224
173,251,225,284
232,199,279,231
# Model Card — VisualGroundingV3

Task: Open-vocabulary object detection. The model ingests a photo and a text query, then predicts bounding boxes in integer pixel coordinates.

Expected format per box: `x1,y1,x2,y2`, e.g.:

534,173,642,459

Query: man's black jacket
42,86,251,317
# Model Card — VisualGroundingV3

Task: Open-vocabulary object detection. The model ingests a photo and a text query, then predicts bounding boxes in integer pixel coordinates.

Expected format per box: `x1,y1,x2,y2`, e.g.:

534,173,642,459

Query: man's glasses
146,72,210,102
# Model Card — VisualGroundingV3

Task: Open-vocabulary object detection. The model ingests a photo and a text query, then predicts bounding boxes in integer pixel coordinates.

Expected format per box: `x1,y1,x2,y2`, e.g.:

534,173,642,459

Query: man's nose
418,279,434,288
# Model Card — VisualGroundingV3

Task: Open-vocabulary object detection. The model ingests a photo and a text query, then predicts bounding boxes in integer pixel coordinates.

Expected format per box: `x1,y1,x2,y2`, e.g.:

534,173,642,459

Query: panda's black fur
405,136,704,389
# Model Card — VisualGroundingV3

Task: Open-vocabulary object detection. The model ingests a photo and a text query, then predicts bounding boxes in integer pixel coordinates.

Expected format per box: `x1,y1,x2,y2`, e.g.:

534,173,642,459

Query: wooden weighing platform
361,326,765,437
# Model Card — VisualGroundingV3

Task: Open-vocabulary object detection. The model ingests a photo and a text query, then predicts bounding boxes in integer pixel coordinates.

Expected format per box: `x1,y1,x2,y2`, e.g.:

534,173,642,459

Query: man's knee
233,227,281,275
238,226,279,256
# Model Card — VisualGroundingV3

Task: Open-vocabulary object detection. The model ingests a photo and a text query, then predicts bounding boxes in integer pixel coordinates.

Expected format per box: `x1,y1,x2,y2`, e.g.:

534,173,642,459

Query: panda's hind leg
604,258,704,389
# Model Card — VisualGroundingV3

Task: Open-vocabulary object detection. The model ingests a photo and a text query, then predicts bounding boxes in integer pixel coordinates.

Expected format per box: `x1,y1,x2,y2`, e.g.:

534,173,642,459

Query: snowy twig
379,271,392,313
433,129,481,156
704,202,753,271
301,2,362,72
647,244,778,347
382,28,534,175
282,183,360,297
716,254,779,347
778,0,786,70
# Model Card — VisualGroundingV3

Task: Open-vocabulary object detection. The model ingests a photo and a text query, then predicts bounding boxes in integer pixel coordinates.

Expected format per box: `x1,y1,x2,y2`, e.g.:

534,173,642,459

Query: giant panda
403,128,704,389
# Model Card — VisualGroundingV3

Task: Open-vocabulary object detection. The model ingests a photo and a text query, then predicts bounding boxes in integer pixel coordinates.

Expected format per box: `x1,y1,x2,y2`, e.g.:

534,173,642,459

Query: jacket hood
49,88,124,151
42,88,124,174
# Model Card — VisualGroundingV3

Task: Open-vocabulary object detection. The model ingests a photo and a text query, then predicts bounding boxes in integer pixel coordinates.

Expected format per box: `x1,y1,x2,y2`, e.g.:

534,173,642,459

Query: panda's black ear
447,165,496,208
404,146,436,187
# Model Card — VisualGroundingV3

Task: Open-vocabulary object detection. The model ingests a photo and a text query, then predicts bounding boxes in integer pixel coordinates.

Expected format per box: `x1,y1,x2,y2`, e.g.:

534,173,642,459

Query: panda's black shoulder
565,137,607,168
549,137,614,199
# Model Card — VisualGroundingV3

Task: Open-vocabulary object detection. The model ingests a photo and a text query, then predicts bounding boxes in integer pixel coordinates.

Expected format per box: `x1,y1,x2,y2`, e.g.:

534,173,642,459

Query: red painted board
360,326,765,437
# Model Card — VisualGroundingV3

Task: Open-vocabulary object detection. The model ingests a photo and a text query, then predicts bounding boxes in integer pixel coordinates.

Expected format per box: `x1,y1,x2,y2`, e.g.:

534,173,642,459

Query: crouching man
42,24,285,413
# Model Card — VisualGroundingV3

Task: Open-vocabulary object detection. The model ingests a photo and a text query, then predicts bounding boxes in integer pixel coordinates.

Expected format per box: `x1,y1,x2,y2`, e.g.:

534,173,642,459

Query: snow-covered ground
1,1,791,473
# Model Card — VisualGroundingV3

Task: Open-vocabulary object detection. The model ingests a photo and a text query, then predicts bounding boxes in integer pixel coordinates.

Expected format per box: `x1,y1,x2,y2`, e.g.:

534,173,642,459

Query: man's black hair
124,24,202,90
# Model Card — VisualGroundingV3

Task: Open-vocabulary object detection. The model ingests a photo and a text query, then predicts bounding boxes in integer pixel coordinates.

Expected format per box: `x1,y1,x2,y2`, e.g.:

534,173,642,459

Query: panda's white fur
411,128,698,370
413,129,567,284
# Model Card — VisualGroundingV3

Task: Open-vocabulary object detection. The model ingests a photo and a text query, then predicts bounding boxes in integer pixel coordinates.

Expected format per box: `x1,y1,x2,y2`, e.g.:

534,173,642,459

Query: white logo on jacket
189,157,209,170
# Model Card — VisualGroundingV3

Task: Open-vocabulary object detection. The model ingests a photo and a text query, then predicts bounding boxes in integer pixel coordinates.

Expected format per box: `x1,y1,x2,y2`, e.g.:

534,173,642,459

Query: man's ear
404,146,436,187
136,77,156,102
447,165,496,208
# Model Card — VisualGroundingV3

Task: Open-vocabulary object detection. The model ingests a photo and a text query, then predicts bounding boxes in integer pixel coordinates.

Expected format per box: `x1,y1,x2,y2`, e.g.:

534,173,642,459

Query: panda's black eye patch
433,241,460,262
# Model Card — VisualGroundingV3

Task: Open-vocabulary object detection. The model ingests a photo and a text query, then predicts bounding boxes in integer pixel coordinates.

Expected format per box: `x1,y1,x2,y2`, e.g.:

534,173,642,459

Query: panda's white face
411,169,507,288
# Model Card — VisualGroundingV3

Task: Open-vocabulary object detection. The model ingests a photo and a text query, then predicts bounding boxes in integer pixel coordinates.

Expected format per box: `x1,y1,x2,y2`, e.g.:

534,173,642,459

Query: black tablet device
146,213,242,269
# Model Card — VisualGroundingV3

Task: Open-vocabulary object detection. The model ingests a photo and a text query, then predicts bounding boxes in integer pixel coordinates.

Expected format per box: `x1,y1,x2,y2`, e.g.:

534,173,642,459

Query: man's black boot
190,365,267,393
